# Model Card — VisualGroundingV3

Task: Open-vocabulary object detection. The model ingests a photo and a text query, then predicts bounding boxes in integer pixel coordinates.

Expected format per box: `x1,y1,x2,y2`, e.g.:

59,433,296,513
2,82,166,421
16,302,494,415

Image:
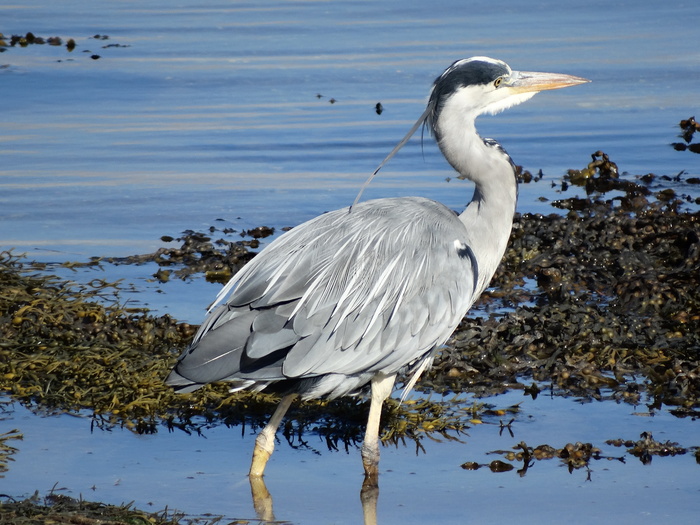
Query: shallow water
3,391,698,524
1,1,699,523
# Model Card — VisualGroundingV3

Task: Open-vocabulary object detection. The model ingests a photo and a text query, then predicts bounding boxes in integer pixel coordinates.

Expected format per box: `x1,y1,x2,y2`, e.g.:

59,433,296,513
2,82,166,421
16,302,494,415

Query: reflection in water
360,478,379,525
249,475,380,525
250,476,276,522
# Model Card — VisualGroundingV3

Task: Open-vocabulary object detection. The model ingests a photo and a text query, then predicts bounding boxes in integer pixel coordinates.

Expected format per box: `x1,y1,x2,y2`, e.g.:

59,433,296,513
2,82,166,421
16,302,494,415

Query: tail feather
165,369,204,394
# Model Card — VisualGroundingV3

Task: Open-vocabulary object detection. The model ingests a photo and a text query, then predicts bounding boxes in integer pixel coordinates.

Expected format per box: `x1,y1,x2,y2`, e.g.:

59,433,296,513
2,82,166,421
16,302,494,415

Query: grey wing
167,197,479,397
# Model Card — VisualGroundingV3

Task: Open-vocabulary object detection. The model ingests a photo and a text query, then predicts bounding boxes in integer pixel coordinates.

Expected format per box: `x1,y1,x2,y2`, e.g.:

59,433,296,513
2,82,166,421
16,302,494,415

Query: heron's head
354,57,588,206
426,56,589,140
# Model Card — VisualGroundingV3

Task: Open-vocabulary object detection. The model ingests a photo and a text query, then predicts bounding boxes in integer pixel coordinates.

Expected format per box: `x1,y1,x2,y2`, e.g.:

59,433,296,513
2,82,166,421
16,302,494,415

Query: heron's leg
361,373,396,485
249,393,296,477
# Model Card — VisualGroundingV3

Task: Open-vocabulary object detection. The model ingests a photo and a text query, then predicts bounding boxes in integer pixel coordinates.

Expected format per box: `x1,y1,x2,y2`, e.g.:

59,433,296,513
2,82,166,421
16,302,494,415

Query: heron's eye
494,77,504,88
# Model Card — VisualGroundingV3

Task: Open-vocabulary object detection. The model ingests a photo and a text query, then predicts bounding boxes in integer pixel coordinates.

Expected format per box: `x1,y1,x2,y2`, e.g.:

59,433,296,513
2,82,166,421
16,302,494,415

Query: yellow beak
509,71,590,93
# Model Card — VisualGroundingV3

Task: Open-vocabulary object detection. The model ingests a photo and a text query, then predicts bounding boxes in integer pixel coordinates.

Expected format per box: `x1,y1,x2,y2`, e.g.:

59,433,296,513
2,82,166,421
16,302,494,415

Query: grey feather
167,197,481,397
246,312,299,358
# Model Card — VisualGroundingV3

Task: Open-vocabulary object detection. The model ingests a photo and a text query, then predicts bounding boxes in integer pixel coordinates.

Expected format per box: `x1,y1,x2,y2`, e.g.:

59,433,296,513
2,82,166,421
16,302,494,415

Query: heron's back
166,196,480,398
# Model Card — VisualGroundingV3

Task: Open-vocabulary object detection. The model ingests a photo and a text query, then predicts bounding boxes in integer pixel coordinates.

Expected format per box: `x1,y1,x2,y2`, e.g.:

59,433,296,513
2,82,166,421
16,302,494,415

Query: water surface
1,1,699,523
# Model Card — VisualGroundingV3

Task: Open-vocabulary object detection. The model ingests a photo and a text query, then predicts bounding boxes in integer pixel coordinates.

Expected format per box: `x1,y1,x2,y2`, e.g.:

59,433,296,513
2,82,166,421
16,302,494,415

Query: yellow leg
249,394,296,478
361,373,396,485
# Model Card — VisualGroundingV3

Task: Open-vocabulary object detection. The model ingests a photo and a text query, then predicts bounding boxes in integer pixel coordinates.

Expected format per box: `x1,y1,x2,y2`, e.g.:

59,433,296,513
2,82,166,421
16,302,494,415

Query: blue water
1,1,699,523
3,391,698,524
2,1,698,261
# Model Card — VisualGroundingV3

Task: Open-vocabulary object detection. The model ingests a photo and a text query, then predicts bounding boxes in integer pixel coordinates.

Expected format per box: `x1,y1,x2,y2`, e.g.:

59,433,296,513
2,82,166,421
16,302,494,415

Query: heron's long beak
509,71,590,93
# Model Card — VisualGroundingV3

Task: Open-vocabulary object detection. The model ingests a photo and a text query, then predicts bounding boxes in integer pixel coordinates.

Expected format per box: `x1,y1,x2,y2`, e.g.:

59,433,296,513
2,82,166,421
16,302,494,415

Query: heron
166,56,588,482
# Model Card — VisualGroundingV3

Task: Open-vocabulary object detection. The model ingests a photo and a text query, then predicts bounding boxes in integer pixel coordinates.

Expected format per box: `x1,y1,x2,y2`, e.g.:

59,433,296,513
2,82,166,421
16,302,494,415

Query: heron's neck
438,120,518,295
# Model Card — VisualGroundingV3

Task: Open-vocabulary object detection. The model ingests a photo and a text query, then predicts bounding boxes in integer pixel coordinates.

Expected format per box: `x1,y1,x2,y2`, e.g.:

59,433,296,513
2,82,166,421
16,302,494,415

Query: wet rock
672,117,700,154
488,460,514,472
606,431,687,465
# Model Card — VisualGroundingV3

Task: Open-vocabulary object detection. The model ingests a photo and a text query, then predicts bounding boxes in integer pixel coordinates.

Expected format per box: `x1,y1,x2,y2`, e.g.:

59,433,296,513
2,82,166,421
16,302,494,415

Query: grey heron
166,56,588,482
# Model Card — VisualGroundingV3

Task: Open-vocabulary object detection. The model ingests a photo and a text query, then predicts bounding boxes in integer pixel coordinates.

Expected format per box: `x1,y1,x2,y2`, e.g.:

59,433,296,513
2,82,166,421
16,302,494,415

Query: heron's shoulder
356,195,453,213
344,196,461,227
274,197,460,242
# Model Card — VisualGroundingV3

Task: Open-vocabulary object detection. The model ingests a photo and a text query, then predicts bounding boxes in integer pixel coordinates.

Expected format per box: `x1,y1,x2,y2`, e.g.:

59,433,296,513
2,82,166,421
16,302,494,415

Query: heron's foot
248,394,295,478
249,434,274,477
362,465,379,488
250,447,271,478
361,441,380,486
